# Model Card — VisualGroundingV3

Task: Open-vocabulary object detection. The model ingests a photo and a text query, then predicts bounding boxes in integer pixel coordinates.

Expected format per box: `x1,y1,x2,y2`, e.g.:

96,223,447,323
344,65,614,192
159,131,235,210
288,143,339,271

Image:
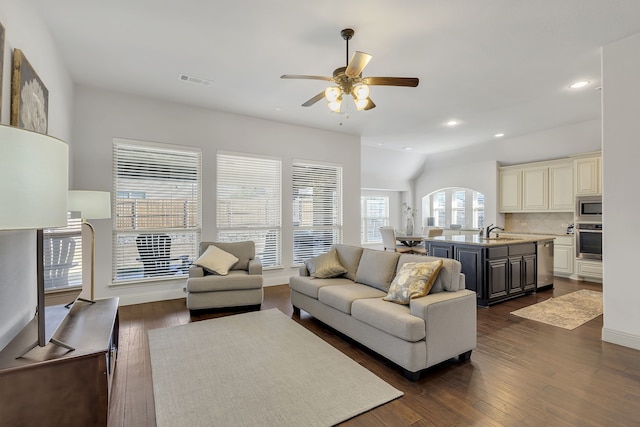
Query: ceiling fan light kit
281,28,419,113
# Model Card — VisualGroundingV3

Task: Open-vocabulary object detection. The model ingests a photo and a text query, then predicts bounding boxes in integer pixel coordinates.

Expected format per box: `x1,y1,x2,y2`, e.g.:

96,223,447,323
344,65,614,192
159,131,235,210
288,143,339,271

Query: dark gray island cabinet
426,236,538,306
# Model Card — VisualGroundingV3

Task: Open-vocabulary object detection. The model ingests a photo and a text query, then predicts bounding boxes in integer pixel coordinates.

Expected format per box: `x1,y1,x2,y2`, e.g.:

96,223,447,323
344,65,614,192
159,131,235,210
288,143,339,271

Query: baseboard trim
602,327,640,350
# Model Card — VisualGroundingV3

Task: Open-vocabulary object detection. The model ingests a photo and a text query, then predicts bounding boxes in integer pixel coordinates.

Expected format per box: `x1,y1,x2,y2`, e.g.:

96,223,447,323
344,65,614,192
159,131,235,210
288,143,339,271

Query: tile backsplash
504,212,574,235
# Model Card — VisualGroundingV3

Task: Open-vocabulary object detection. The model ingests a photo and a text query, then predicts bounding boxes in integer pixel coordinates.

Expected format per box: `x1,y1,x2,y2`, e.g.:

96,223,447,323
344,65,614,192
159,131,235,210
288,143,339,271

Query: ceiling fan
281,28,419,112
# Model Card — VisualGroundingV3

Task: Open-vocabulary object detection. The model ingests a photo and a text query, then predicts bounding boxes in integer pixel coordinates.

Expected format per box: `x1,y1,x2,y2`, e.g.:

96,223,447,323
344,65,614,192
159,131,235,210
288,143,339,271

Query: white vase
406,217,414,236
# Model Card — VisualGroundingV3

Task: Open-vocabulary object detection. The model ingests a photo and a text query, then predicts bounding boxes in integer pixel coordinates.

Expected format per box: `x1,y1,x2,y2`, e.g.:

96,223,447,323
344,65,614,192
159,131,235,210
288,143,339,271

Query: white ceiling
35,0,640,155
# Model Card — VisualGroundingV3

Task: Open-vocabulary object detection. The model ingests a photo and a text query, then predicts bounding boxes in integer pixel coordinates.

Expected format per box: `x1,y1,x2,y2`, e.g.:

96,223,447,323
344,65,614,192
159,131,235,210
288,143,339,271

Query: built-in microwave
576,195,602,222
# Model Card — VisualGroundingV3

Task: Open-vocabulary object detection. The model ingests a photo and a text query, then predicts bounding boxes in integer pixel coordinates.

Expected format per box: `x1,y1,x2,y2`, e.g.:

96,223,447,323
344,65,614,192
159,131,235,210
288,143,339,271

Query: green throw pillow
383,260,444,305
305,249,348,279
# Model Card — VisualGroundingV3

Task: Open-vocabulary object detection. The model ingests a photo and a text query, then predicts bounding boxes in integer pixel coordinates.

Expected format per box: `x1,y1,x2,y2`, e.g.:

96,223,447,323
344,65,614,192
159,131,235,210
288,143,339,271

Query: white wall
412,120,601,227
361,145,426,191
601,32,640,350
0,2,75,348
72,86,361,305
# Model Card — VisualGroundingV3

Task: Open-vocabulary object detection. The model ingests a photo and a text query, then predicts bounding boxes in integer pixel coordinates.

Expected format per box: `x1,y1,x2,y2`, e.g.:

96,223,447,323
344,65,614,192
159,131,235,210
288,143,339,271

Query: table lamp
68,190,112,301
0,124,69,350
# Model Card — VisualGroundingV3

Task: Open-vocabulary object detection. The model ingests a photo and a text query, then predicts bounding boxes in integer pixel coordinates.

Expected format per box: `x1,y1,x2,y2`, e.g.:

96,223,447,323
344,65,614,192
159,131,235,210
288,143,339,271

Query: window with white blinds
112,140,202,282
361,196,389,243
43,212,83,292
292,161,343,264
216,152,282,268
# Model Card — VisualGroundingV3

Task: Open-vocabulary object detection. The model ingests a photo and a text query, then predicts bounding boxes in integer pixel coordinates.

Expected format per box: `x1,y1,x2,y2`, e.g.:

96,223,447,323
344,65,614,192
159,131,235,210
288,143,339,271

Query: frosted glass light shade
68,191,111,219
0,125,69,230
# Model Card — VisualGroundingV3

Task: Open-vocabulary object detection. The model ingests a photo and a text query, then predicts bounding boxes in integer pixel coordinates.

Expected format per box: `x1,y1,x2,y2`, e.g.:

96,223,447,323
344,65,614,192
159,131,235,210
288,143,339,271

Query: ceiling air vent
178,74,213,87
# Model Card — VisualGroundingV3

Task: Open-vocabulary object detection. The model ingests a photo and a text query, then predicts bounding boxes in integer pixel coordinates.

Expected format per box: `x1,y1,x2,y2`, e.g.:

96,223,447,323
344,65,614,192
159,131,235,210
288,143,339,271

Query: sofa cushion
351,298,426,342
332,244,364,281
318,283,386,314
355,249,400,291
305,249,348,279
186,270,263,292
199,241,254,271
289,275,353,299
383,260,443,305
193,245,239,276
397,254,462,292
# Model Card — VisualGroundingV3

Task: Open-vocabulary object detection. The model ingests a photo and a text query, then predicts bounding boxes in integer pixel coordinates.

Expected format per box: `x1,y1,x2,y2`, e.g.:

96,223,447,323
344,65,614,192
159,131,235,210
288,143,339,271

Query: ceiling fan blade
364,98,376,111
363,77,419,87
302,91,326,107
281,74,333,81
345,51,372,77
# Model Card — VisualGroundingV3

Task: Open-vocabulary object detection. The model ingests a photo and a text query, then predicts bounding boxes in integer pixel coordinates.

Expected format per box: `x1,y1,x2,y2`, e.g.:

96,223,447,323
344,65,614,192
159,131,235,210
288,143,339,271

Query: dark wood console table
0,297,119,427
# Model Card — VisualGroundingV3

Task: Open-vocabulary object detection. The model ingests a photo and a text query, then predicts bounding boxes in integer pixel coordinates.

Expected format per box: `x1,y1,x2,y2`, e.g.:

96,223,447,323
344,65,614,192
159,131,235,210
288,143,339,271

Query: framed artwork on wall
0,22,5,119
11,48,48,133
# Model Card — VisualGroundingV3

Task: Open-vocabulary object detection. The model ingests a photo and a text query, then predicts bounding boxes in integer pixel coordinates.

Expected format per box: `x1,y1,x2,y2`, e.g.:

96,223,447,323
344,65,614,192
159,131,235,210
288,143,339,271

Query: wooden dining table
396,236,425,247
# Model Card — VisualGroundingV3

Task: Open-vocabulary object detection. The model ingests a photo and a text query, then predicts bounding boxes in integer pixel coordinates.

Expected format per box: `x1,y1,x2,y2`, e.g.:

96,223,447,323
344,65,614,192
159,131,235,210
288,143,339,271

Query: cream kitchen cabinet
549,162,575,210
553,235,574,276
576,259,603,281
499,159,574,213
574,155,601,196
522,166,548,210
499,168,522,211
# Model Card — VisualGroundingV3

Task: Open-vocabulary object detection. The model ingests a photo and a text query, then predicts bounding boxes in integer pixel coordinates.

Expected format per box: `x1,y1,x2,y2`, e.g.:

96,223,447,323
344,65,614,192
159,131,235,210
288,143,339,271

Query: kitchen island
424,234,554,306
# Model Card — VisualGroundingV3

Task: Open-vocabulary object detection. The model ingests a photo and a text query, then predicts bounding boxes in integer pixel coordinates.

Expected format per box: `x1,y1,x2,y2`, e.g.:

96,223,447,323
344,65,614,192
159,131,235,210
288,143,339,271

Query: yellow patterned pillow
383,260,444,305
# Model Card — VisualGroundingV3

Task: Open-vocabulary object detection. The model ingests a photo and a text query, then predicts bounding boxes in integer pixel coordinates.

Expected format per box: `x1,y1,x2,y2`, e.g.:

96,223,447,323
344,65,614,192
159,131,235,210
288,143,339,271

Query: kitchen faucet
485,224,505,237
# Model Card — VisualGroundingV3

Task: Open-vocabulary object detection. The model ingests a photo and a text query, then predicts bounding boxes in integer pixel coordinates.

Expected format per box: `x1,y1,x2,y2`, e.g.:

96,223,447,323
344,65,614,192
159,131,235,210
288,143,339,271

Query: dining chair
379,226,414,254
425,228,444,237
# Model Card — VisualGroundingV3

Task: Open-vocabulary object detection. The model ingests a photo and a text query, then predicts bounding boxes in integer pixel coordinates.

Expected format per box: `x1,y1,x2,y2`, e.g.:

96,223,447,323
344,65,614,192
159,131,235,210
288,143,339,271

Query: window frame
423,187,484,230
360,195,389,244
216,151,282,269
112,138,202,284
292,160,343,265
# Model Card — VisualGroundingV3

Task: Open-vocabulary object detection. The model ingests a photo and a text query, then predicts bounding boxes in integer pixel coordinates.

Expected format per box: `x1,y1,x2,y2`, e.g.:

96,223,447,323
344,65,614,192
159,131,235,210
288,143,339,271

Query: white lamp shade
68,190,112,219
0,125,69,230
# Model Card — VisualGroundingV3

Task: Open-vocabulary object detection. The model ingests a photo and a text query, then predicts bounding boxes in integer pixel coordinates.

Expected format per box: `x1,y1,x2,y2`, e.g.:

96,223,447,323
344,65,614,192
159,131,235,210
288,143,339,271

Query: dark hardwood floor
108,278,640,426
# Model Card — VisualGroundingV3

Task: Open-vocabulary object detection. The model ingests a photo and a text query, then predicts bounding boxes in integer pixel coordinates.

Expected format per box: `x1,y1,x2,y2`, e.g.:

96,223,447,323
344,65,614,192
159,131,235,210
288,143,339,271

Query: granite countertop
424,234,556,247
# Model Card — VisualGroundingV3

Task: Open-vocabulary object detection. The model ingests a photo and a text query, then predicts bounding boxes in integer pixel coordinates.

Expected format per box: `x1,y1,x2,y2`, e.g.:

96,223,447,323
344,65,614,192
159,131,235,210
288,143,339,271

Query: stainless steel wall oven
576,223,602,260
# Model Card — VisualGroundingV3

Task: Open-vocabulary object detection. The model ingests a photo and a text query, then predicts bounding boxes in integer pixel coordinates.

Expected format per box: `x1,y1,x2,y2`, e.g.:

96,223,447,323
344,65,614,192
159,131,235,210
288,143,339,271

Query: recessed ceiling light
569,80,590,89
403,147,413,151
494,133,505,138
377,143,384,146
445,120,460,127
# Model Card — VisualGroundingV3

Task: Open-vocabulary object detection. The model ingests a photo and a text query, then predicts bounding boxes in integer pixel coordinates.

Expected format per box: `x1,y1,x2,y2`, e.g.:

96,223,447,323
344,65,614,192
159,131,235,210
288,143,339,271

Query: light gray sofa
289,244,476,380
186,241,263,310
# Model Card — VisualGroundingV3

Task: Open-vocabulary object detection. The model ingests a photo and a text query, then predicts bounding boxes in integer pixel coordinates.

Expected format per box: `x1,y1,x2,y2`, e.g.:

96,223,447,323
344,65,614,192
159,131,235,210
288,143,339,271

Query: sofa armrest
188,266,205,278
409,289,477,363
409,289,476,322
248,258,263,275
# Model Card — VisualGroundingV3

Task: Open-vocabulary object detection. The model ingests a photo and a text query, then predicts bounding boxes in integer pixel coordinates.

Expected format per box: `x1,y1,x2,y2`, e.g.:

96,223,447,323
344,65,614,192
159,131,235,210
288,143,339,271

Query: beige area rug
510,289,603,330
148,308,403,427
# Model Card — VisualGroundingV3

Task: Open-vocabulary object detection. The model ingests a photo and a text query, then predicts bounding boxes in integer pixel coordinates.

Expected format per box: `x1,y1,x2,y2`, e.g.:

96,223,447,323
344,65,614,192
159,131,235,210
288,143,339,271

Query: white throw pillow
194,245,239,276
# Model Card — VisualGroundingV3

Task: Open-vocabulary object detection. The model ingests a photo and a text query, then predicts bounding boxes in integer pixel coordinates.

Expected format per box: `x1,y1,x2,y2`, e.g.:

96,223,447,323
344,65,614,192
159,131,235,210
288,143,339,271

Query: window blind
112,140,202,282
216,152,282,268
361,196,389,243
292,161,343,264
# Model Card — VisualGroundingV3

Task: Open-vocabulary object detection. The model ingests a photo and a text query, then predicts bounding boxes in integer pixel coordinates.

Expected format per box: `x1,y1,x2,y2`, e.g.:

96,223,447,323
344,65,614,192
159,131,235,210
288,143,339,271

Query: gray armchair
186,241,263,311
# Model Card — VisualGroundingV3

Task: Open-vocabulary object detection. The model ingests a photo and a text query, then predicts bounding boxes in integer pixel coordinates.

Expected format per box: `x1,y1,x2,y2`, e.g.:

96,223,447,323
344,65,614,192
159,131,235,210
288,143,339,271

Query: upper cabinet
549,162,575,210
574,155,602,196
499,159,575,213
499,169,522,211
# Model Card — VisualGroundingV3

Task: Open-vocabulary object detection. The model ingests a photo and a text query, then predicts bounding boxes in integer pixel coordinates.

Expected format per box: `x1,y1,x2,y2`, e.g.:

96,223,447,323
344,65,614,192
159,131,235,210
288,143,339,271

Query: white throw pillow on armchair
194,245,239,276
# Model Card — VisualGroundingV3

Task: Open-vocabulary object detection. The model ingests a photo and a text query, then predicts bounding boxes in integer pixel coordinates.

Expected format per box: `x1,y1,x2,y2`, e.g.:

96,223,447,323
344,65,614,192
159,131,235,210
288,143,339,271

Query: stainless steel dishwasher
537,239,554,290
